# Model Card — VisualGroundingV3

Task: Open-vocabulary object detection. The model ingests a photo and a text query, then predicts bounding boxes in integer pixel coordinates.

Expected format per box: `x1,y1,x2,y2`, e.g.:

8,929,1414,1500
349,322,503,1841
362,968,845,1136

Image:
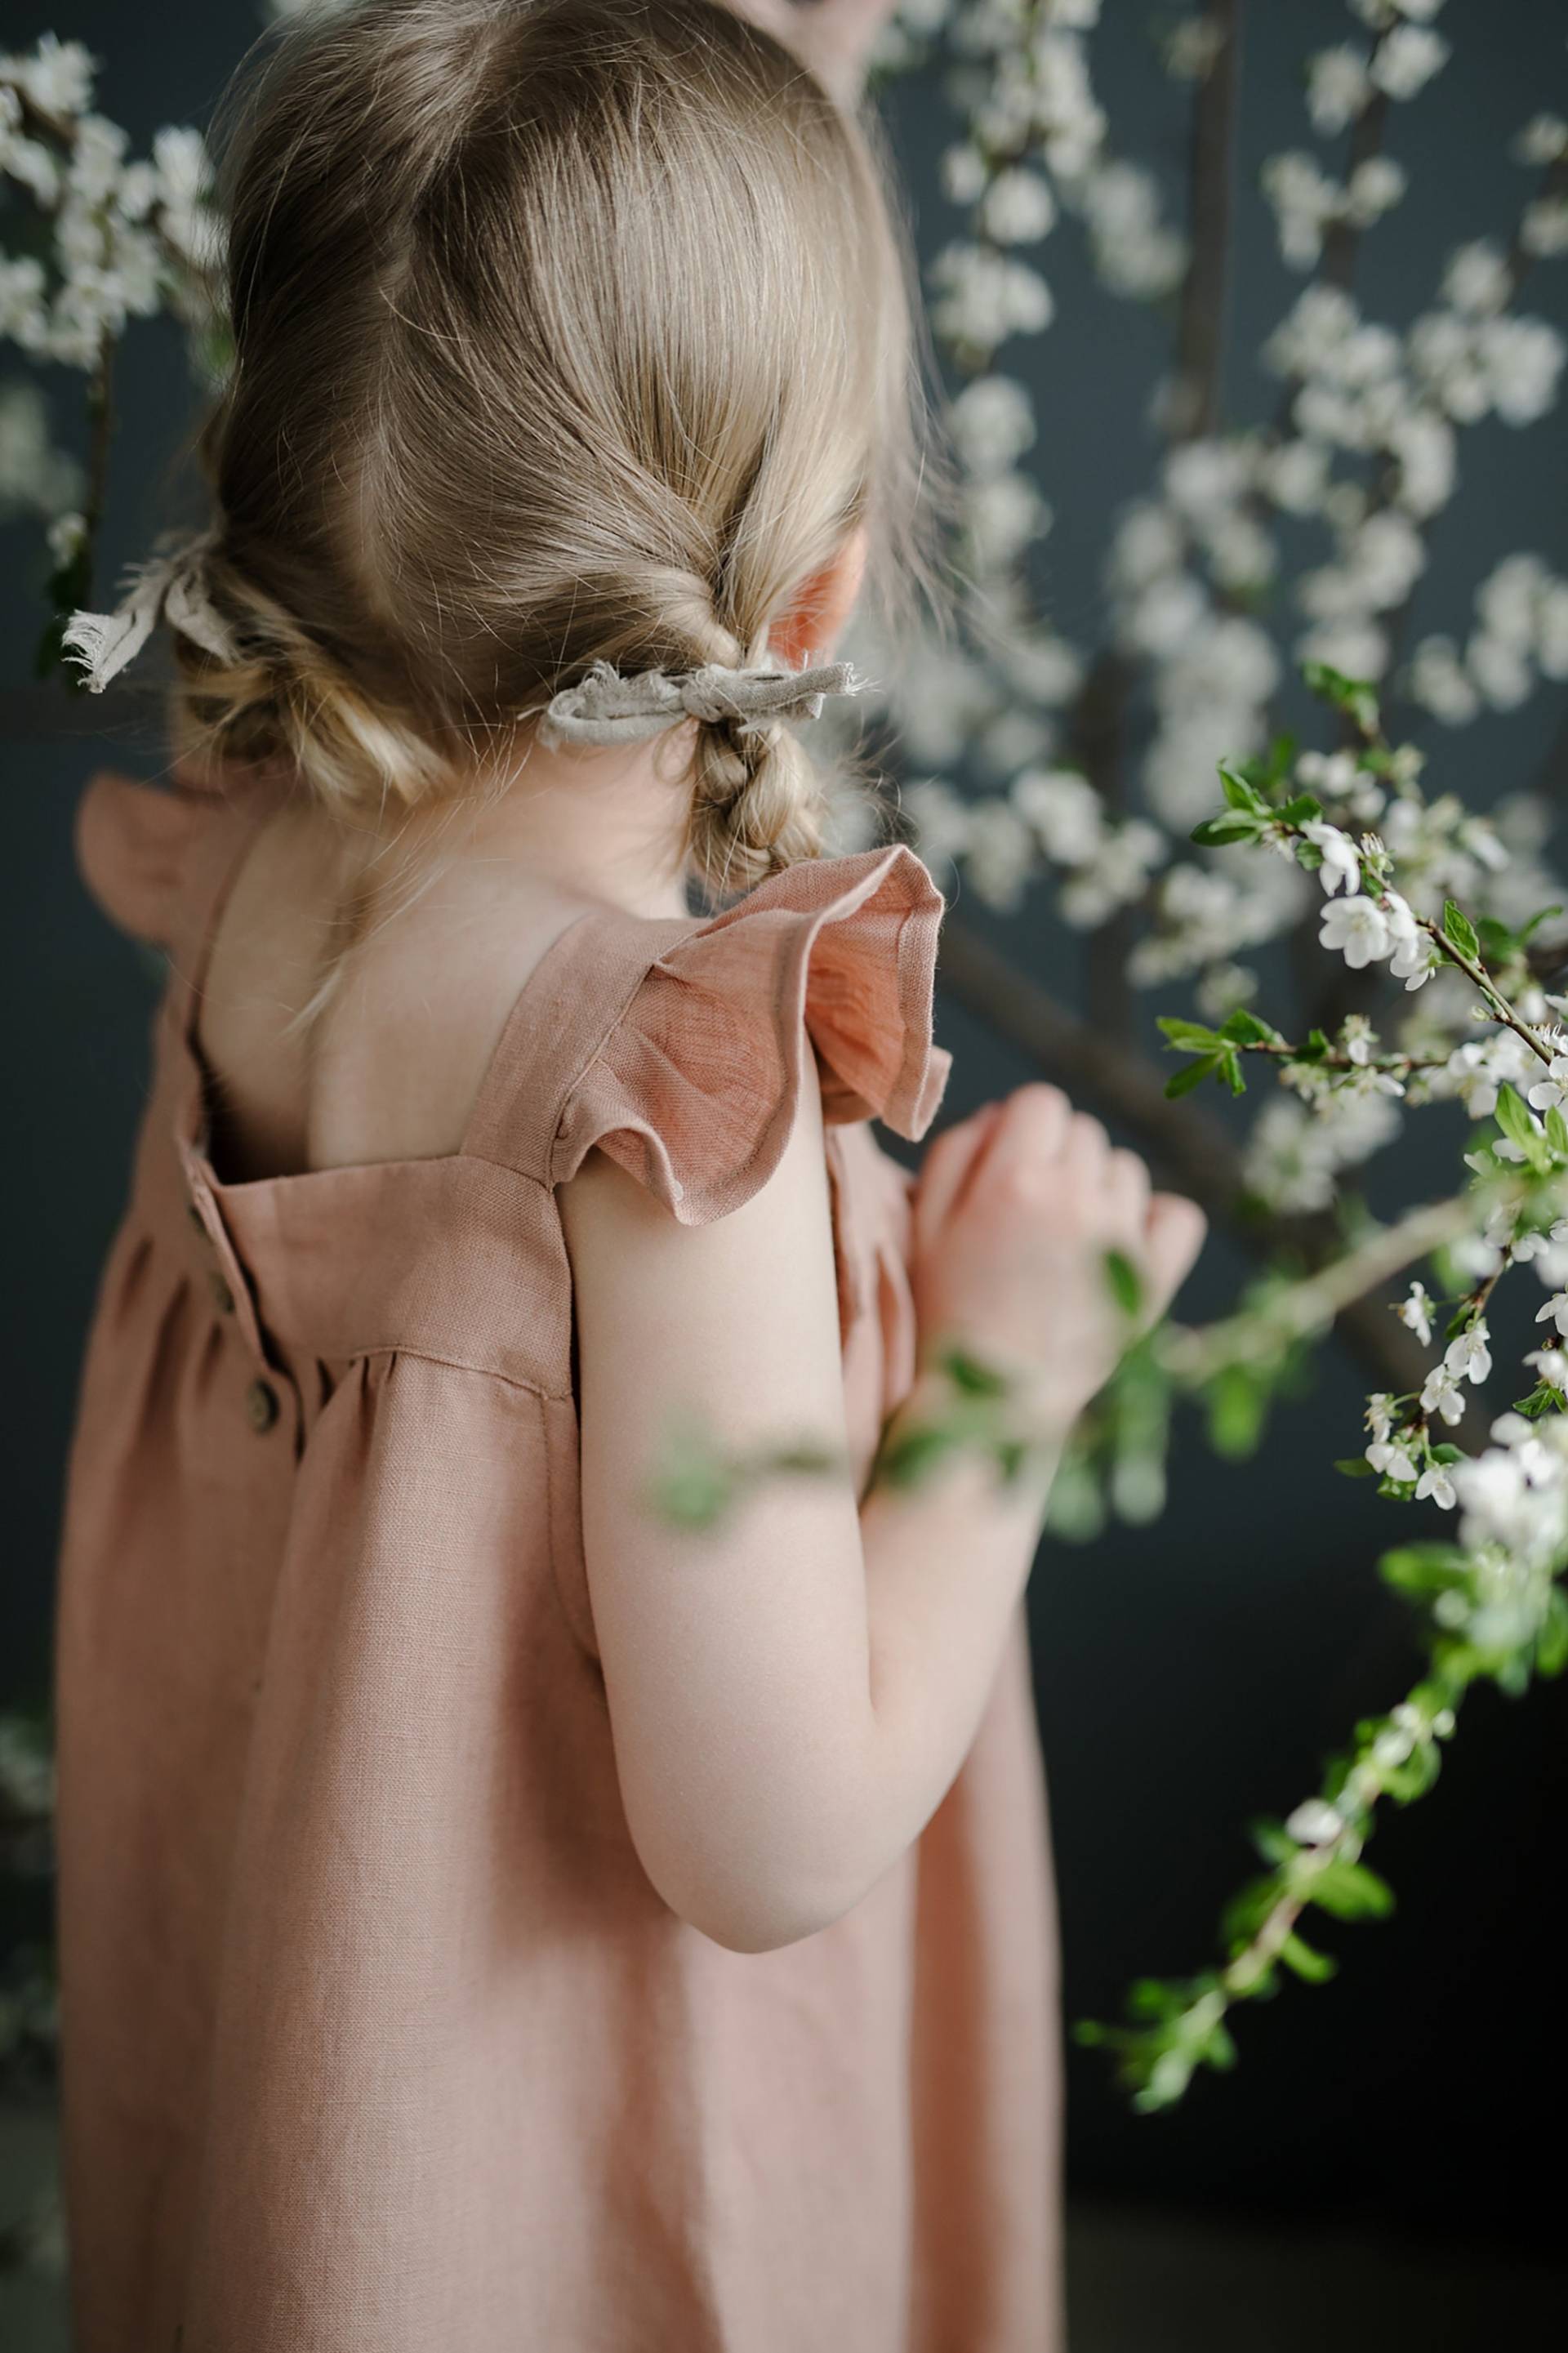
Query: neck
344,728,699,923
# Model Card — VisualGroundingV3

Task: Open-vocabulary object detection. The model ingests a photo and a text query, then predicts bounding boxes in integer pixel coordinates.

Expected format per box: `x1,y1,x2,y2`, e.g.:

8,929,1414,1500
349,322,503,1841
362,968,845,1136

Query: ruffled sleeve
74,759,287,956
552,844,951,1225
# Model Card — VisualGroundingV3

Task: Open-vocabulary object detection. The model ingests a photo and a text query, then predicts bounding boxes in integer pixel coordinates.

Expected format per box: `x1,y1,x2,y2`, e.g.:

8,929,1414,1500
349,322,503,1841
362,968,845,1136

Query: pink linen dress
53,767,1062,2353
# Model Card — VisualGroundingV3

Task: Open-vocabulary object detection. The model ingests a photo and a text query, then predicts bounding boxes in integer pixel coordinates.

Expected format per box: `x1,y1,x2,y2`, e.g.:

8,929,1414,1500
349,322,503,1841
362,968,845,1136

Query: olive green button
245,1377,280,1433
207,1268,235,1314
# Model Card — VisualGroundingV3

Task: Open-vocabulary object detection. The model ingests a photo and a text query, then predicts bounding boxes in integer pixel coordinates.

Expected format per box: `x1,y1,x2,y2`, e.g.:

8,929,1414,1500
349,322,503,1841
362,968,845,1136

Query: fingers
1143,1193,1208,1313
912,1099,1005,1253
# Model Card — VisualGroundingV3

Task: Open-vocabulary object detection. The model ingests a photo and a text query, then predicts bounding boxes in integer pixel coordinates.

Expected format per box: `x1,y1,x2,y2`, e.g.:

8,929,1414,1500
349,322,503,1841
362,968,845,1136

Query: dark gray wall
4,0,1566,2250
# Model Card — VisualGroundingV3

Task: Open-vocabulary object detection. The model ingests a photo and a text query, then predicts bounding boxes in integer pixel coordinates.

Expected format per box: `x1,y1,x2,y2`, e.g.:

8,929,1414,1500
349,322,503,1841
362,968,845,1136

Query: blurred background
3,2,1566,2346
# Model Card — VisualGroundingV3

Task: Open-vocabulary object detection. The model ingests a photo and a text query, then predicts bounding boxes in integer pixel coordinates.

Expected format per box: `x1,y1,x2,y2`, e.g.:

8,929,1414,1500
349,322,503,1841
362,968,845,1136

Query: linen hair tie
538,656,872,749
63,532,240,693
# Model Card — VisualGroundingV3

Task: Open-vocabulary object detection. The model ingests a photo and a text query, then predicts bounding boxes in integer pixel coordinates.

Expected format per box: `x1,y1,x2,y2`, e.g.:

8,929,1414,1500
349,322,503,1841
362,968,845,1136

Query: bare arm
561,1069,1204,1954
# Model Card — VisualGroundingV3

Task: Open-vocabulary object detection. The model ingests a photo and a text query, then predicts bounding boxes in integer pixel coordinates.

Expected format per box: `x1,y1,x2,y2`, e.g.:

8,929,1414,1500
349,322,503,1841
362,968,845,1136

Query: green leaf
1380,1543,1470,1597
1548,1107,1568,1160
1104,1249,1145,1320
1442,898,1481,963
1279,1932,1338,1984
1248,1816,1297,1867
1301,662,1379,733
1165,1055,1220,1099
1218,1009,1281,1046
1207,1364,1268,1460
875,1421,961,1488
1276,793,1323,826
1192,813,1264,848
1158,1017,1223,1052
1334,1455,1378,1478
1309,1859,1396,1921
1538,1588,1568,1679
1519,903,1565,947
1495,1084,1548,1171
1218,760,1267,813
940,1346,1010,1398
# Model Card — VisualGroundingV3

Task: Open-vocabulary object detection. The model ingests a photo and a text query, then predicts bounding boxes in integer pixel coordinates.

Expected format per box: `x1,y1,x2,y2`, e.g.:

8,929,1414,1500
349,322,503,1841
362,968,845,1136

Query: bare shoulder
198,802,597,1180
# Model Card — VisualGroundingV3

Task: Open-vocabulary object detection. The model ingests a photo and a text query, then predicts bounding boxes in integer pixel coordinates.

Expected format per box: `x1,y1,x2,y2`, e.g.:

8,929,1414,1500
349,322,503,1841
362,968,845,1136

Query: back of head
176,0,941,896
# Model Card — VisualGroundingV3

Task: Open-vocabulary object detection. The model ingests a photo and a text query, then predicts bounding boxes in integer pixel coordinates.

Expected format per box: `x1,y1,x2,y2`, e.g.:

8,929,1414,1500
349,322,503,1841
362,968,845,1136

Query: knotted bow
538,656,871,748
63,533,240,693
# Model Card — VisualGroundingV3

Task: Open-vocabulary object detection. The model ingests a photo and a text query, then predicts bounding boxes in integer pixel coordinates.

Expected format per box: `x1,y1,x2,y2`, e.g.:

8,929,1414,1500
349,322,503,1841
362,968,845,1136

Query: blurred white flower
982,167,1056,245
1370,25,1450,101
1307,47,1373,135
948,375,1037,475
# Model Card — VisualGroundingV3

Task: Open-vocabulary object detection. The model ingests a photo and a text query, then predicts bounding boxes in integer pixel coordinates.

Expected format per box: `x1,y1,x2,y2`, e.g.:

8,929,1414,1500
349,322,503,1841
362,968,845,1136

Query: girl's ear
768,524,870,670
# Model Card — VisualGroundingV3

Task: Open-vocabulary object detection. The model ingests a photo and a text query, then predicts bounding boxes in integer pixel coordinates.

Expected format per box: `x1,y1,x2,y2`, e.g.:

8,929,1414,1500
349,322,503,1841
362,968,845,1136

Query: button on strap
244,1377,279,1433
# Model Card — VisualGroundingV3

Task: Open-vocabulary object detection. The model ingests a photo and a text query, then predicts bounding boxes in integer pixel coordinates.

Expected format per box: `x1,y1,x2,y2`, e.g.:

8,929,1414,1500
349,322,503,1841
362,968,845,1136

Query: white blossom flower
964,471,1049,568
949,376,1037,475
1396,1281,1435,1347
1468,631,1533,710
1386,412,1456,519
1307,47,1373,135
1308,898,1384,974
1414,1463,1457,1510
1526,1054,1568,1115
1012,769,1102,864
0,255,49,347
1445,1320,1493,1386
1370,25,1450,102
902,778,973,868
929,243,1054,354
1407,634,1481,724
1420,1364,1468,1427
1481,315,1566,426
960,802,1036,911
1521,196,1568,260
46,506,85,566
940,142,989,206
1535,1293,1568,1341
1302,820,1362,898
1514,114,1568,167
1523,1347,1567,1391
1263,152,1343,270
1285,1798,1345,1847
0,381,83,514
982,167,1057,245
2,33,95,117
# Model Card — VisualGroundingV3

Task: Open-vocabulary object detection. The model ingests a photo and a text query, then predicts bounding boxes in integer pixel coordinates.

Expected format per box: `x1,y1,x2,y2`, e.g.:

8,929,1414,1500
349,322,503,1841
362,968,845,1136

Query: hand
718,0,901,105
909,1085,1208,1437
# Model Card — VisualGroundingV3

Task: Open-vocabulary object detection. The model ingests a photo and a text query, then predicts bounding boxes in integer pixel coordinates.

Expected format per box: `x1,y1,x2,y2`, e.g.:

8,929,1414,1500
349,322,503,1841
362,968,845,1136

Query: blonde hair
172,0,947,901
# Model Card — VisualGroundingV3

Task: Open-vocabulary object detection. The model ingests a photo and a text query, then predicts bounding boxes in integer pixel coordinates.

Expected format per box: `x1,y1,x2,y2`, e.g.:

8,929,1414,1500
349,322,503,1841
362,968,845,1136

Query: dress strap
459,904,701,1183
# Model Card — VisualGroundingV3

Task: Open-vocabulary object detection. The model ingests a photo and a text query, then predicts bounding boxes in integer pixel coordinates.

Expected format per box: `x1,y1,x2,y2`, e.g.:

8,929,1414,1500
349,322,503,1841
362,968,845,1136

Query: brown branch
1169,0,1241,443
936,912,1439,1402
1070,648,1138,1040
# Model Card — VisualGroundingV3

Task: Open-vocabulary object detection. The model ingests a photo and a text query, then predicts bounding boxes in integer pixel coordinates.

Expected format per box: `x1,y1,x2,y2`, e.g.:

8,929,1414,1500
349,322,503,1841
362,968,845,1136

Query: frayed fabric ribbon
538,656,871,749
63,533,240,693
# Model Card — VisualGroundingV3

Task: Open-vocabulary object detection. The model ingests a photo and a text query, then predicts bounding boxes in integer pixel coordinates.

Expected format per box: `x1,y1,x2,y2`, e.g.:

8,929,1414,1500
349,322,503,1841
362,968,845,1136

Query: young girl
55,2,1204,2347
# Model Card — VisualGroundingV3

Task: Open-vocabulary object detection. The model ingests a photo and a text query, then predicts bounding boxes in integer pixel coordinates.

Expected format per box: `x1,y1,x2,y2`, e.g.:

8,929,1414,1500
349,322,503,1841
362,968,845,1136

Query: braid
688,715,827,897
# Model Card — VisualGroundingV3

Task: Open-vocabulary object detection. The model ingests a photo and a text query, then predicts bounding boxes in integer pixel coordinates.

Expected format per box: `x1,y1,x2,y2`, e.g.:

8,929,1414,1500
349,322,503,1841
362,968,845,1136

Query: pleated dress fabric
53,772,1063,2353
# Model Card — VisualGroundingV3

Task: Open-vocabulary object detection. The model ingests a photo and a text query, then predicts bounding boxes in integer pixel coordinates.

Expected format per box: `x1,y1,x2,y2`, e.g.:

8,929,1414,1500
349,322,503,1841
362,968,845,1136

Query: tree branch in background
1169,0,1241,444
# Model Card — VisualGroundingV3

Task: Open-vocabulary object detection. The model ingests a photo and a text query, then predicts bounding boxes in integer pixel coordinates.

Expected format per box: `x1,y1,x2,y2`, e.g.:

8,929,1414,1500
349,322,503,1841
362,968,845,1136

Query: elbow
650,1855,866,1958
